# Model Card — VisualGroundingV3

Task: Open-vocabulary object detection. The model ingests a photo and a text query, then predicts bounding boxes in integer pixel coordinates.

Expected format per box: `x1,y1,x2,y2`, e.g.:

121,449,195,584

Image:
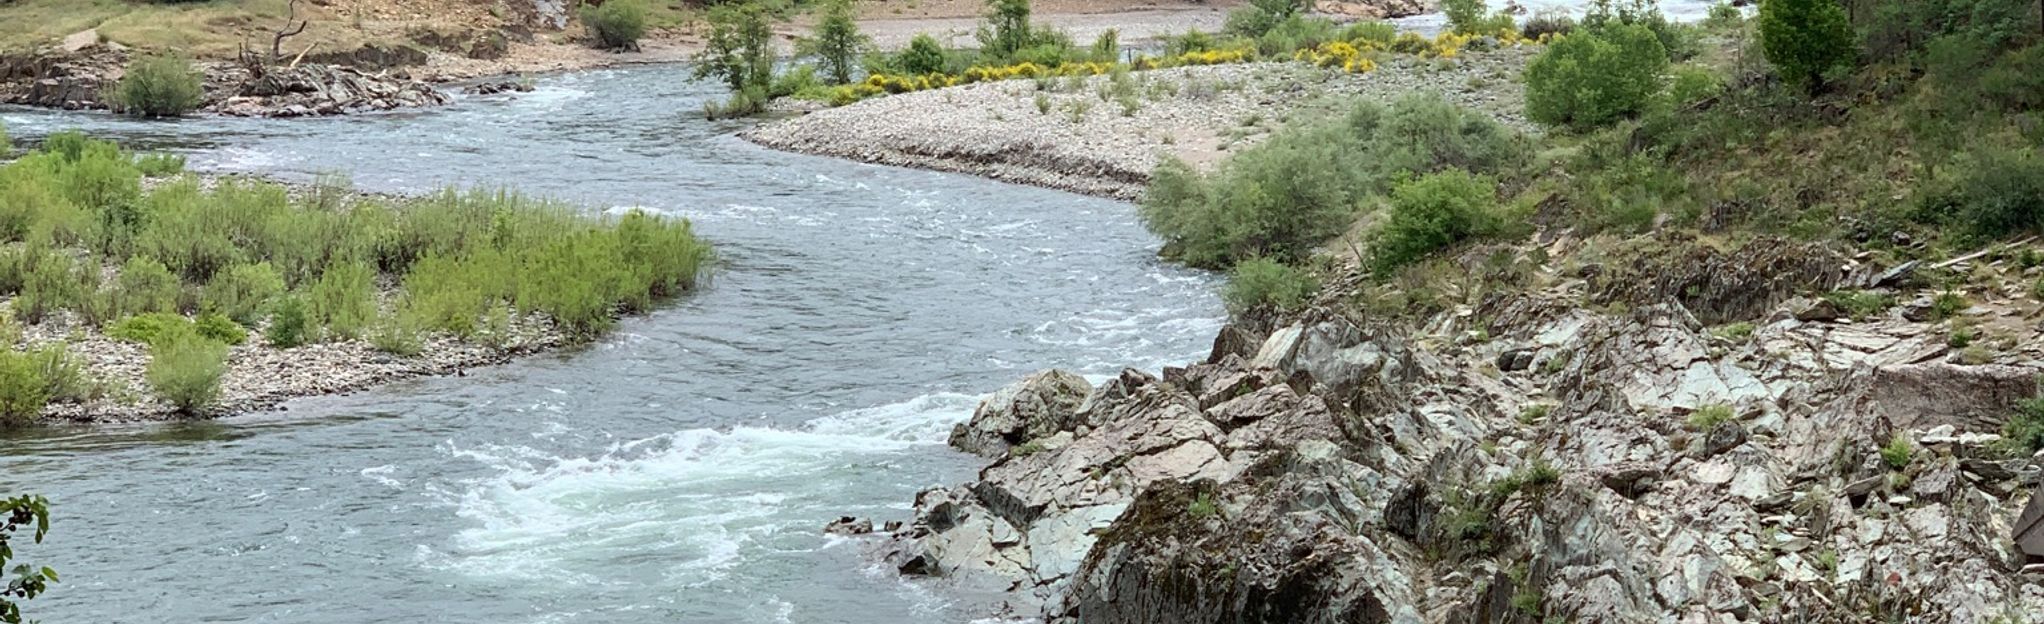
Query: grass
0,0,375,59
0,132,716,423
1879,433,1913,471
1685,404,1736,431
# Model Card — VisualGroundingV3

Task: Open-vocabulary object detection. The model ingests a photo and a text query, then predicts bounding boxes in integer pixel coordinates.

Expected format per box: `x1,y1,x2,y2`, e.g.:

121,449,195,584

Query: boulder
948,369,1093,458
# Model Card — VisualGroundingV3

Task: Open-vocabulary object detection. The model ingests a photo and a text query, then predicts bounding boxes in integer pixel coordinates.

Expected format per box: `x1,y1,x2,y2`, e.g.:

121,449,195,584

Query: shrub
1525,23,1669,129
265,295,310,348
201,262,285,326
0,350,49,426
1666,64,1725,106
1224,0,1303,38
1442,0,1515,35
1224,258,1318,312
306,262,376,340
134,153,185,178
108,54,203,118
113,256,180,317
1758,0,1855,93
898,34,949,75
146,335,227,415
580,0,648,51
1522,8,1576,39
1918,147,2044,239
1140,94,1526,269
193,313,248,346
693,3,776,93
1581,0,1693,60
1372,170,1501,271
801,0,869,84
25,345,89,405
106,313,198,347
368,314,424,356
2003,395,2044,454
1703,2,1745,29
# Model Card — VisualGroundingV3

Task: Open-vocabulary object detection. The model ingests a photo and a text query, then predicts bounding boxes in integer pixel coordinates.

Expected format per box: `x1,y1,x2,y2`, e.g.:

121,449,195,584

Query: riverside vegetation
0,130,713,427
836,0,2044,621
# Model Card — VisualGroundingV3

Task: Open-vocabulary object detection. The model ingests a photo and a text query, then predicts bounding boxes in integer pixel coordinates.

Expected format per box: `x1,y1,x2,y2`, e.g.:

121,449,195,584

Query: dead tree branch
271,0,309,62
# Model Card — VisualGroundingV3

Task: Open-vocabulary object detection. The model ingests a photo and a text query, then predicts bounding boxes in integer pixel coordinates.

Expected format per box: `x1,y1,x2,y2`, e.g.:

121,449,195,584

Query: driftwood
270,0,310,62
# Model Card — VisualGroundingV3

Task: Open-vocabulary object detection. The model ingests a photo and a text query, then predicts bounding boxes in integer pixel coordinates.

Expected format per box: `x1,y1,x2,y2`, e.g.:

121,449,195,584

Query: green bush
107,313,196,347
1666,64,1726,106
114,256,180,317
108,54,203,118
1372,170,1502,271
306,262,376,340
265,296,310,348
1758,0,1855,92
1224,0,1303,38
898,34,949,75
1524,23,1669,129
1918,147,2044,239
694,3,776,93
1141,94,1526,269
134,153,185,178
580,0,648,51
1703,2,1744,29
1224,258,1318,312
201,262,285,326
2004,395,2044,454
368,314,424,356
1580,0,1694,60
1443,0,1515,35
146,335,227,415
194,313,248,345
801,0,869,84
0,350,49,426
1522,8,1576,38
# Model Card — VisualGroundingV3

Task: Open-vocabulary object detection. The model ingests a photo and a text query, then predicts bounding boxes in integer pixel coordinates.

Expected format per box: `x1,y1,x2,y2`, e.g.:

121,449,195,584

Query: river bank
744,48,1538,200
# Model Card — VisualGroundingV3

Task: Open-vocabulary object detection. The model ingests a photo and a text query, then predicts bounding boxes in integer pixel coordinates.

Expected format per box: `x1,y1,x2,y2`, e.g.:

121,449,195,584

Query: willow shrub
109,54,203,118
1371,170,1506,271
1140,94,1528,269
0,350,50,426
147,335,226,414
1224,258,1318,313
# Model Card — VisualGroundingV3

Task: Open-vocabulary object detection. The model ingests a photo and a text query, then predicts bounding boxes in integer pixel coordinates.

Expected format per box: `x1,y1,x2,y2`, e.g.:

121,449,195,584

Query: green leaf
40,567,56,582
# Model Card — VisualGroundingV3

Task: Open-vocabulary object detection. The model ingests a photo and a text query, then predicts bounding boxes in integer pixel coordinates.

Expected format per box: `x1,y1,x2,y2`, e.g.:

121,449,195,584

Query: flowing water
0,66,1224,623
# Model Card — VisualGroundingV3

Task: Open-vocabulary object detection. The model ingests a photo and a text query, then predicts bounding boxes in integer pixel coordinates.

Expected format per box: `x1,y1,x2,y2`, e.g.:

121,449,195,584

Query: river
0,66,1224,623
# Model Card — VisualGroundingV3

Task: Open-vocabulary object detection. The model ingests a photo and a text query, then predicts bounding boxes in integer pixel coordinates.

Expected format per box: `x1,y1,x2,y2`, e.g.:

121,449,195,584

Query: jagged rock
948,369,1093,458
216,64,449,117
1314,0,1430,19
825,516,874,536
1496,347,1536,372
462,79,535,95
1207,325,1261,364
60,29,99,53
1695,421,1748,457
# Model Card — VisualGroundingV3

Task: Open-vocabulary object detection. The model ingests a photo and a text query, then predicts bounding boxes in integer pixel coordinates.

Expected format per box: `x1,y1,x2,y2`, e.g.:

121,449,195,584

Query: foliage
108,54,202,118
1224,258,1318,312
367,314,424,356
1917,147,2044,240
1442,0,1515,35
106,312,197,347
1758,0,1855,92
1186,491,1219,518
0,494,57,624
693,3,776,92
897,34,950,75
1372,170,1502,271
193,313,247,345
1685,403,1736,430
1857,0,2040,64
1522,8,1576,39
1141,94,1526,269
1879,433,1913,470
800,0,869,84
1822,290,1896,320
133,153,184,177
0,350,49,426
0,133,713,352
1580,0,1693,60
1703,2,1744,30
264,295,309,348
1524,22,1669,129
145,334,226,415
580,0,647,51
976,0,1074,63
2002,394,2044,454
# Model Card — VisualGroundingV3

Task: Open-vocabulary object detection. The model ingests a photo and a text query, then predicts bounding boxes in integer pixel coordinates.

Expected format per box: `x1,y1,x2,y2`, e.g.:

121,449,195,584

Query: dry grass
0,0,385,58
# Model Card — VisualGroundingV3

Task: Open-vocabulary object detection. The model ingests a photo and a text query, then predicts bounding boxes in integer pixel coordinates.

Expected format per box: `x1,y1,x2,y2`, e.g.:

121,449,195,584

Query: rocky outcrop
861,253,2044,622
947,369,1094,458
216,64,451,117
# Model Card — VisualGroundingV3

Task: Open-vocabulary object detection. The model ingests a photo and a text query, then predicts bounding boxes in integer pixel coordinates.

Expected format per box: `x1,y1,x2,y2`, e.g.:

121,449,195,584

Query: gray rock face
872,256,2044,622
947,369,1093,458
218,64,450,118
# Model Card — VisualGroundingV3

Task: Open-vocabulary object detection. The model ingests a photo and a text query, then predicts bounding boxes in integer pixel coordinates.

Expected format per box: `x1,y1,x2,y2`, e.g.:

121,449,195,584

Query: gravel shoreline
743,49,1538,200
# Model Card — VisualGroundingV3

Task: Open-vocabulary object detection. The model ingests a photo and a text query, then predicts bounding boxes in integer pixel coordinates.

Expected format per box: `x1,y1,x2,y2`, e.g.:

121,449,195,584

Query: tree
1523,22,1669,129
581,0,648,51
1,495,57,624
800,0,869,85
1758,0,1854,93
978,0,1034,60
693,3,776,92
